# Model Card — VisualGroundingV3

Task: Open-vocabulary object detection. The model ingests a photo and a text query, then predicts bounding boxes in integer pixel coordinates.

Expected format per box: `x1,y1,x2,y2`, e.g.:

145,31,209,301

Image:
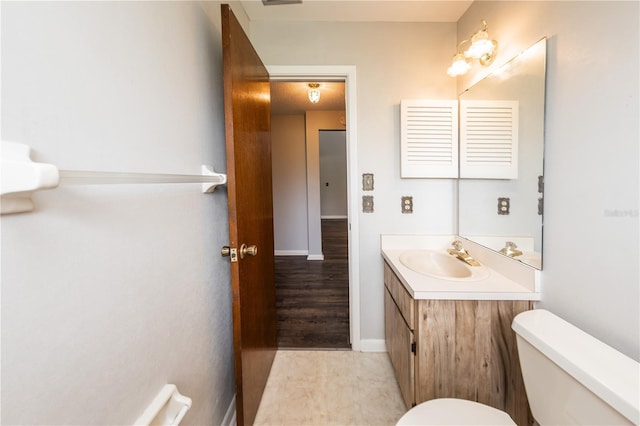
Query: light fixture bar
447,19,498,77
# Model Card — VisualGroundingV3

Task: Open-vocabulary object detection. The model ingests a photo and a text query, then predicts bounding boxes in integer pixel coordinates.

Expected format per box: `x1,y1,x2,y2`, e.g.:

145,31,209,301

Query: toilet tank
512,310,639,425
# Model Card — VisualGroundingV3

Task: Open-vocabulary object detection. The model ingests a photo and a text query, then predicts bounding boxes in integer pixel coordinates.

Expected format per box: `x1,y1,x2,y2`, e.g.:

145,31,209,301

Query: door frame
268,65,361,351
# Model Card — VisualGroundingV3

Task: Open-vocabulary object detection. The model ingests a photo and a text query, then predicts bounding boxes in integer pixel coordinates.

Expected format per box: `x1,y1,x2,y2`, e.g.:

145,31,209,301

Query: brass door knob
240,244,258,259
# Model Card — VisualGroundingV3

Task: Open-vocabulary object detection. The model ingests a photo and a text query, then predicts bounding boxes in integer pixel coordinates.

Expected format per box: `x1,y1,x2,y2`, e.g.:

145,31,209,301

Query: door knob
240,244,258,259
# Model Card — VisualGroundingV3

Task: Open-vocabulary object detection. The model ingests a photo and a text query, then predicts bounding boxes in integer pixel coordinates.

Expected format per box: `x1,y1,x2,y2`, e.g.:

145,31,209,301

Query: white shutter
460,100,519,179
400,100,458,178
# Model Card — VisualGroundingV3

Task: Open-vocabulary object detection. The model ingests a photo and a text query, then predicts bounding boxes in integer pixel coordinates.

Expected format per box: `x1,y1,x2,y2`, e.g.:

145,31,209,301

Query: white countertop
381,239,541,301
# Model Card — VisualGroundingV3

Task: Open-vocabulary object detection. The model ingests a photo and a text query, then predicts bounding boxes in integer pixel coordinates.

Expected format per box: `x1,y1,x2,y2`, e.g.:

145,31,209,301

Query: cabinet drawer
384,262,415,330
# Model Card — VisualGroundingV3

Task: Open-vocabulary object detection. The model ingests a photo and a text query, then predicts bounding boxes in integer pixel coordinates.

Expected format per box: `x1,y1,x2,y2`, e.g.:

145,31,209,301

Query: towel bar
1,141,226,214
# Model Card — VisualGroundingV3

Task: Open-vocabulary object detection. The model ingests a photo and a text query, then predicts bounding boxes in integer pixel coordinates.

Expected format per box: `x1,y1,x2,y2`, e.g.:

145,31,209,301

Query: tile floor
254,350,407,426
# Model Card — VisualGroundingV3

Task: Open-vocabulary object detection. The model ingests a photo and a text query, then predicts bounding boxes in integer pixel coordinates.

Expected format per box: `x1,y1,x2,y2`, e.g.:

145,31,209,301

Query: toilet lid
396,398,517,426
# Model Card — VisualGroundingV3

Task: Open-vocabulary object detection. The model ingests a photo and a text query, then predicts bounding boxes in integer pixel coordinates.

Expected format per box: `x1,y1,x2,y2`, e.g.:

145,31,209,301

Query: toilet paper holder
135,384,192,426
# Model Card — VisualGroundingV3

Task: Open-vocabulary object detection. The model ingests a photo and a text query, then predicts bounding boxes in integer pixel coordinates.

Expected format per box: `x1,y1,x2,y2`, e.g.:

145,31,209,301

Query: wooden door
221,5,277,426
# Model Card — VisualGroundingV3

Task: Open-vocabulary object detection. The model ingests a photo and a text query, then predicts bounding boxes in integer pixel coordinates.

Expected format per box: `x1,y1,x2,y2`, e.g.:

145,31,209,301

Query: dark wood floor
275,219,350,349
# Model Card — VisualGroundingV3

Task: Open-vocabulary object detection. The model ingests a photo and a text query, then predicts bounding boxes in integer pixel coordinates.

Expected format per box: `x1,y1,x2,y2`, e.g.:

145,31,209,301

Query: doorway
320,130,348,220
269,66,360,350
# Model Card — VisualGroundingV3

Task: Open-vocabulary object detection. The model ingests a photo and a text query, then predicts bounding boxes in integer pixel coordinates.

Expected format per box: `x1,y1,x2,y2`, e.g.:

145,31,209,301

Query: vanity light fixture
447,42,472,77
307,83,321,104
447,19,498,77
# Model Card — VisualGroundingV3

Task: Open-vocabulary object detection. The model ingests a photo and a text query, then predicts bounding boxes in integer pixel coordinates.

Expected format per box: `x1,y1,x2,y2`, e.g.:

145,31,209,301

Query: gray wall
271,114,309,254
251,2,639,359
251,21,458,343
458,0,639,361
1,2,241,423
3,5,636,424
271,113,347,256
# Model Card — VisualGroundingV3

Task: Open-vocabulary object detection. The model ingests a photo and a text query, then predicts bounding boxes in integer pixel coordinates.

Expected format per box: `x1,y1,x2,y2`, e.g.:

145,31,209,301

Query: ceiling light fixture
308,83,321,104
447,19,498,77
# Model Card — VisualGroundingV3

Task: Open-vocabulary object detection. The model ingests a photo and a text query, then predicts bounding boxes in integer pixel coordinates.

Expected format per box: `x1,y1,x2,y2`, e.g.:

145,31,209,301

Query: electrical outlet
362,173,374,191
401,196,413,214
498,197,510,215
362,195,374,213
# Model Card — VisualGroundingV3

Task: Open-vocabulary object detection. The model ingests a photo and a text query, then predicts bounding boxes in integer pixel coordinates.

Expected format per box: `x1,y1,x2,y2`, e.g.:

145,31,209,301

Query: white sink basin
399,250,491,281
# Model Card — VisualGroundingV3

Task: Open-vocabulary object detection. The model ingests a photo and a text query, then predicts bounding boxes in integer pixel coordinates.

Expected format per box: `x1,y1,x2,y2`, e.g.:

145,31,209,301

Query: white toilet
397,309,640,425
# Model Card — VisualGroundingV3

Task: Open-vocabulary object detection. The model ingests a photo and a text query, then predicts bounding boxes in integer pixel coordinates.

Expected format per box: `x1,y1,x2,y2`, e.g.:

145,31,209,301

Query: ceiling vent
262,0,302,5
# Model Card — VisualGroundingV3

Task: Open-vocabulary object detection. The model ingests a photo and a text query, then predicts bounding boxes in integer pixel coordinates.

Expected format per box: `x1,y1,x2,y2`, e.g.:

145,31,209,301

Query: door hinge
411,341,416,354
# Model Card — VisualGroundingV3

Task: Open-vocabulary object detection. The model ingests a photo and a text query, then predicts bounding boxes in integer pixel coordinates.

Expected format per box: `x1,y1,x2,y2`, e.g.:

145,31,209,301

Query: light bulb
308,83,320,104
447,53,471,77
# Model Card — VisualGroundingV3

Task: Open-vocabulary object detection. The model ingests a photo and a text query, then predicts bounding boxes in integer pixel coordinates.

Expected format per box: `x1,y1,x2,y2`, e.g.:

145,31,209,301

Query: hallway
275,219,350,348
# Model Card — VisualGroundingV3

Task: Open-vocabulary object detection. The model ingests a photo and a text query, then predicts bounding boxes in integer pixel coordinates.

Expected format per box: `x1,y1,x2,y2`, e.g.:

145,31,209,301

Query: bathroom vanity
381,235,540,426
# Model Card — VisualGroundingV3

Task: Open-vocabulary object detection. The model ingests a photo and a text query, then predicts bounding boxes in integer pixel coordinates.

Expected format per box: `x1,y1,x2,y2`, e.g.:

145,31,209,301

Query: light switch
362,195,374,213
362,173,374,191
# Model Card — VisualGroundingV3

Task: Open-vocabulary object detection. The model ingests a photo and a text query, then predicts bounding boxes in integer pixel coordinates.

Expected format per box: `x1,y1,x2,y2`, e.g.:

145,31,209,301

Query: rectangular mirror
458,38,547,269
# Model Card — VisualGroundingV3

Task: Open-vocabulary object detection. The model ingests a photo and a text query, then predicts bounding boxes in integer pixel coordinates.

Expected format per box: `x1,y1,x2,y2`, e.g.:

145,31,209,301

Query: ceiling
271,81,345,115
240,1,473,23
253,1,473,115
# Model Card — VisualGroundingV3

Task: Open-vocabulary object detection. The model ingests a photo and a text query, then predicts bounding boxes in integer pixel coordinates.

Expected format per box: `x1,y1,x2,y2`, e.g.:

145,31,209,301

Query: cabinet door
385,288,415,408
400,99,459,178
459,100,519,179
415,299,533,426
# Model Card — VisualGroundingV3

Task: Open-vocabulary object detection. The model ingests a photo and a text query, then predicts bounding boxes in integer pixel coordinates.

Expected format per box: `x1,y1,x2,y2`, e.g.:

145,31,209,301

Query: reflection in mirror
458,38,546,269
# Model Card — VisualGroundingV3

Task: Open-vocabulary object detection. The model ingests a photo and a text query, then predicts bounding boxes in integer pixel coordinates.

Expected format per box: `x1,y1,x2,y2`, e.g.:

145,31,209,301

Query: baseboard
307,254,325,261
321,215,348,219
274,250,308,256
222,395,236,426
359,339,387,352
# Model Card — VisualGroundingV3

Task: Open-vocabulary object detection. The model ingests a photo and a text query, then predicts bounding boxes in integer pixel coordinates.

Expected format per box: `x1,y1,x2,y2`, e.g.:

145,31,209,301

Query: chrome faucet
500,241,523,257
447,240,481,267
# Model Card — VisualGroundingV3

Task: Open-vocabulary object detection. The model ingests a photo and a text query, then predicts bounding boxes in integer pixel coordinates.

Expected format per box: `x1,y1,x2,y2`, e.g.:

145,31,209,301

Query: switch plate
362,173,374,191
401,196,413,214
538,197,544,215
498,197,510,215
538,175,544,193
362,195,374,213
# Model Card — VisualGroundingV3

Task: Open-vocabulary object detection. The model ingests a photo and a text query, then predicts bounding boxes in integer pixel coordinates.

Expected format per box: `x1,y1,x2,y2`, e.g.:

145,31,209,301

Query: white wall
251,22,458,341
457,1,639,360
1,2,241,423
320,130,348,218
272,114,309,254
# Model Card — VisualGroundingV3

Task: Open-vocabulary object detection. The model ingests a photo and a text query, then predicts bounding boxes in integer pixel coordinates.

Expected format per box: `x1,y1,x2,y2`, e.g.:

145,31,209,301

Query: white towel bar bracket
134,384,192,426
0,141,227,215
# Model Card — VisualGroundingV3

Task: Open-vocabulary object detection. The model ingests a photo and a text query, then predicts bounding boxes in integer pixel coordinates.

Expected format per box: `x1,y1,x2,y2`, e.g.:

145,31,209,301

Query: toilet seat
396,398,516,425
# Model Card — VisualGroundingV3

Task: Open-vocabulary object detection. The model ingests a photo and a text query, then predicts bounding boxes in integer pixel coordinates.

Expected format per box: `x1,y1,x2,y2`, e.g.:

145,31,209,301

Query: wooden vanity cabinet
384,262,416,408
383,261,534,426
